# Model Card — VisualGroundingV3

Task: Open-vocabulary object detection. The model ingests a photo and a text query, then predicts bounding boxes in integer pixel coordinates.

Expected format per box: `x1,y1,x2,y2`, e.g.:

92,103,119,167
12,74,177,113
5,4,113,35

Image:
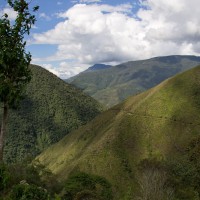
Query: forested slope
0,65,102,163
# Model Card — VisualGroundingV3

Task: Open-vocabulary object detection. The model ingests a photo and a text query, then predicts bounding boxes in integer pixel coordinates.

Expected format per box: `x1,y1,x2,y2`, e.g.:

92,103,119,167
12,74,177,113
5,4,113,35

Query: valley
35,64,200,199
0,65,102,163
1,57,200,199
1,0,200,199
67,55,200,107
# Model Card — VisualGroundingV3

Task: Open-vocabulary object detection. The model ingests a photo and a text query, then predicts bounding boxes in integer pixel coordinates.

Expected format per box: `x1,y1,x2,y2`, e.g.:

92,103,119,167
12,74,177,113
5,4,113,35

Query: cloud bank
0,6,17,20
32,0,200,78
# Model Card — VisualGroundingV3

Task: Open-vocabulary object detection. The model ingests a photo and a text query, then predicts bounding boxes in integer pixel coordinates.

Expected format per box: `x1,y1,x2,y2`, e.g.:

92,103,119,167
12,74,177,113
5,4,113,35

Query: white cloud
33,3,135,62
32,25,38,29
39,13,51,21
57,1,63,5
72,0,102,3
0,6,17,20
42,64,60,76
42,62,89,79
80,0,101,3
32,0,200,78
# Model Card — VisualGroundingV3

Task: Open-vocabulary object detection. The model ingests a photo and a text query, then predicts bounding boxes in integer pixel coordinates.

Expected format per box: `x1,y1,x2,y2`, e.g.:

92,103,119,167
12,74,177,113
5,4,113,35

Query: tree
0,0,39,161
62,172,113,200
136,159,174,200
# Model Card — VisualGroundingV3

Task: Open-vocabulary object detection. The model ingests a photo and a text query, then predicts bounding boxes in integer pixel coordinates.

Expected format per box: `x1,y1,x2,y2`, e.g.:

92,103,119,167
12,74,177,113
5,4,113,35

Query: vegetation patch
0,65,103,163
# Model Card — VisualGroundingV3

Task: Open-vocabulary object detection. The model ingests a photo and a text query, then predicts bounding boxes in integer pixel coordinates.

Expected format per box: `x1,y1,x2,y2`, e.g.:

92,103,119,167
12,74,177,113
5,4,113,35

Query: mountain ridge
0,64,103,163
36,65,200,199
67,55,200,107
86,63,112,71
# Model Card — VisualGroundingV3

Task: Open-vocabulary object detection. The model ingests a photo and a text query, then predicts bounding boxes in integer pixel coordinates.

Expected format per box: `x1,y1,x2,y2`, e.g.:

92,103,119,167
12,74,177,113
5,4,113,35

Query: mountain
0,64,102,163
86,64,112,71
36,65,200,199
67,55,200,107
65,63,112,83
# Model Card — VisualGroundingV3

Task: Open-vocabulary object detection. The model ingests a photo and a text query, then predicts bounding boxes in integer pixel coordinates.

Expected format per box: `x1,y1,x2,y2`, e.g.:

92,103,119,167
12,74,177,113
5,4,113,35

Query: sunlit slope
0,65,102,163
37,65,200,199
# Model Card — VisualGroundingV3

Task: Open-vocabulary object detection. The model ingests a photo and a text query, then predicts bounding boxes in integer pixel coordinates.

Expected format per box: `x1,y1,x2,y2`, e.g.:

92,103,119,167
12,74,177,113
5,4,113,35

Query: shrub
62,172,113,200
0,163,10,191
136,158,174,200
9,183,49,200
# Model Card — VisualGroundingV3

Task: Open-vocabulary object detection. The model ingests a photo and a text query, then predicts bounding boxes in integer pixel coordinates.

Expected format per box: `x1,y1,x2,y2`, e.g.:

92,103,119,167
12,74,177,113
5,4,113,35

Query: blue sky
1,0,200,78
28,0,142,76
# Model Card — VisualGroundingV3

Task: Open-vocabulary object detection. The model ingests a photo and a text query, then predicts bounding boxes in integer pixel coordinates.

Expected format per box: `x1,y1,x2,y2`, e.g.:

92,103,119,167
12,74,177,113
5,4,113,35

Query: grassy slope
0,65,102,163
36,65,200,199
68,55,200,107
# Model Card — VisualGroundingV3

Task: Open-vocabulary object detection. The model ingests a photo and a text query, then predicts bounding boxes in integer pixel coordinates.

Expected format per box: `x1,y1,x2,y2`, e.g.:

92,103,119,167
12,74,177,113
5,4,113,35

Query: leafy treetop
0,0,39,107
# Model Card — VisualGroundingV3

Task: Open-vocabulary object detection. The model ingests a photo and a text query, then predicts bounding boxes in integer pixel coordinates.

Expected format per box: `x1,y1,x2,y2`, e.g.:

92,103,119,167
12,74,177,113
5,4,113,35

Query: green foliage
0,0,38,161
0,65,103,163
68,55,200,107
0,162,64,200
9,184,49,200
37,65,200,199
8,163,42,187
0,0,38,107
62,172,113,200
167,137,200,200
0,163,10,191
0,162,45,191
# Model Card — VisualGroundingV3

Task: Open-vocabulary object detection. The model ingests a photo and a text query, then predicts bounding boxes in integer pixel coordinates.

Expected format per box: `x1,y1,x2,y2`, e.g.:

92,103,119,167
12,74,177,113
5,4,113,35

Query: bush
9,183,49,200
136,158,174,200
0,162,60,199
8,163,42,187
62,172,113,200
0,163,10,191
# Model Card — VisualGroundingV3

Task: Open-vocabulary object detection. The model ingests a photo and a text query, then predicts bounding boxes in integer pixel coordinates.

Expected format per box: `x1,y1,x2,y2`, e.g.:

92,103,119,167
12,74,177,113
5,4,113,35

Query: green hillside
68,55,200,107
37,65,200,199
0,65,102,163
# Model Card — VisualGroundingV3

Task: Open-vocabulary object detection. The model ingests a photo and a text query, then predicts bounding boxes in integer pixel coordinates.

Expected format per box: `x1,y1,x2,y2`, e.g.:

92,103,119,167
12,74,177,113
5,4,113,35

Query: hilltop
67,55,200,107
86,64,112,71
37,65,200,199
0,64,102,163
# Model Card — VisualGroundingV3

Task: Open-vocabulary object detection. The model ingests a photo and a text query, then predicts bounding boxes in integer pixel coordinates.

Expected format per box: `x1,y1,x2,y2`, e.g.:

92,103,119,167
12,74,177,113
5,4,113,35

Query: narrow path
111,108,200,127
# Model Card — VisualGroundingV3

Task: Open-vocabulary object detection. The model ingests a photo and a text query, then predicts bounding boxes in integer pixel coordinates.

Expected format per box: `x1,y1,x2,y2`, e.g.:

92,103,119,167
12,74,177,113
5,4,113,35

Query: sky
1,0,200,79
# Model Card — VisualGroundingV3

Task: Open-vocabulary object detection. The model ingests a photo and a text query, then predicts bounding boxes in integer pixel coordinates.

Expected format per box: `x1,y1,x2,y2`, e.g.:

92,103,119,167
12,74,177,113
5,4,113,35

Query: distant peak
87,64,112,71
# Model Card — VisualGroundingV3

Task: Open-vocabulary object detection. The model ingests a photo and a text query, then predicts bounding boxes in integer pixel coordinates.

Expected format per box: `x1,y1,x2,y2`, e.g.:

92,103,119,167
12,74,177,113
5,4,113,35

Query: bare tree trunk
136,168,174,200
0,102,8,162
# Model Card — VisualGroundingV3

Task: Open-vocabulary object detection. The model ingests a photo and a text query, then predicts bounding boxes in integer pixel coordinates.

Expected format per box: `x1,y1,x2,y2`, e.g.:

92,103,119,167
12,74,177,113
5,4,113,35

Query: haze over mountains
0,65,102,163
37,64,200,199
67,55,200,107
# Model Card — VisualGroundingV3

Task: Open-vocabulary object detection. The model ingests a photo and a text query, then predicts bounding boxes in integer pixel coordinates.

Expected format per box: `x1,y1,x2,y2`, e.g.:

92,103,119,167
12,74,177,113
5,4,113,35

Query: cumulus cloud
80,0,101,2
57,1,63,5
39,13,51,21
0,6,17,20
32,0,200,78
42,62,88,79
72,0,102,3
33,3,135,64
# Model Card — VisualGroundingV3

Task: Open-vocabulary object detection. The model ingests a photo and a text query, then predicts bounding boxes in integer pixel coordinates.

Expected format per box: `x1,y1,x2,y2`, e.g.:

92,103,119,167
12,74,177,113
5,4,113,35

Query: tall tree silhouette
0,0,39,161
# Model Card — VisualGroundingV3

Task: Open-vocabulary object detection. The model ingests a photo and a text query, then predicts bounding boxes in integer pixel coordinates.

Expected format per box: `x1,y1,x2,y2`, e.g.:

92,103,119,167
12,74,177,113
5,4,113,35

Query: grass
36,65,200,199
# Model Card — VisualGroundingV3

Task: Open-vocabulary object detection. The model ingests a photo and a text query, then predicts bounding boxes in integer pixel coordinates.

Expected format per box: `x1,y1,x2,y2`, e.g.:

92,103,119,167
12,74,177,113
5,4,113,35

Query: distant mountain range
0,65,102,163
37,65,200,199
86,63,112,71
67,55,200,107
